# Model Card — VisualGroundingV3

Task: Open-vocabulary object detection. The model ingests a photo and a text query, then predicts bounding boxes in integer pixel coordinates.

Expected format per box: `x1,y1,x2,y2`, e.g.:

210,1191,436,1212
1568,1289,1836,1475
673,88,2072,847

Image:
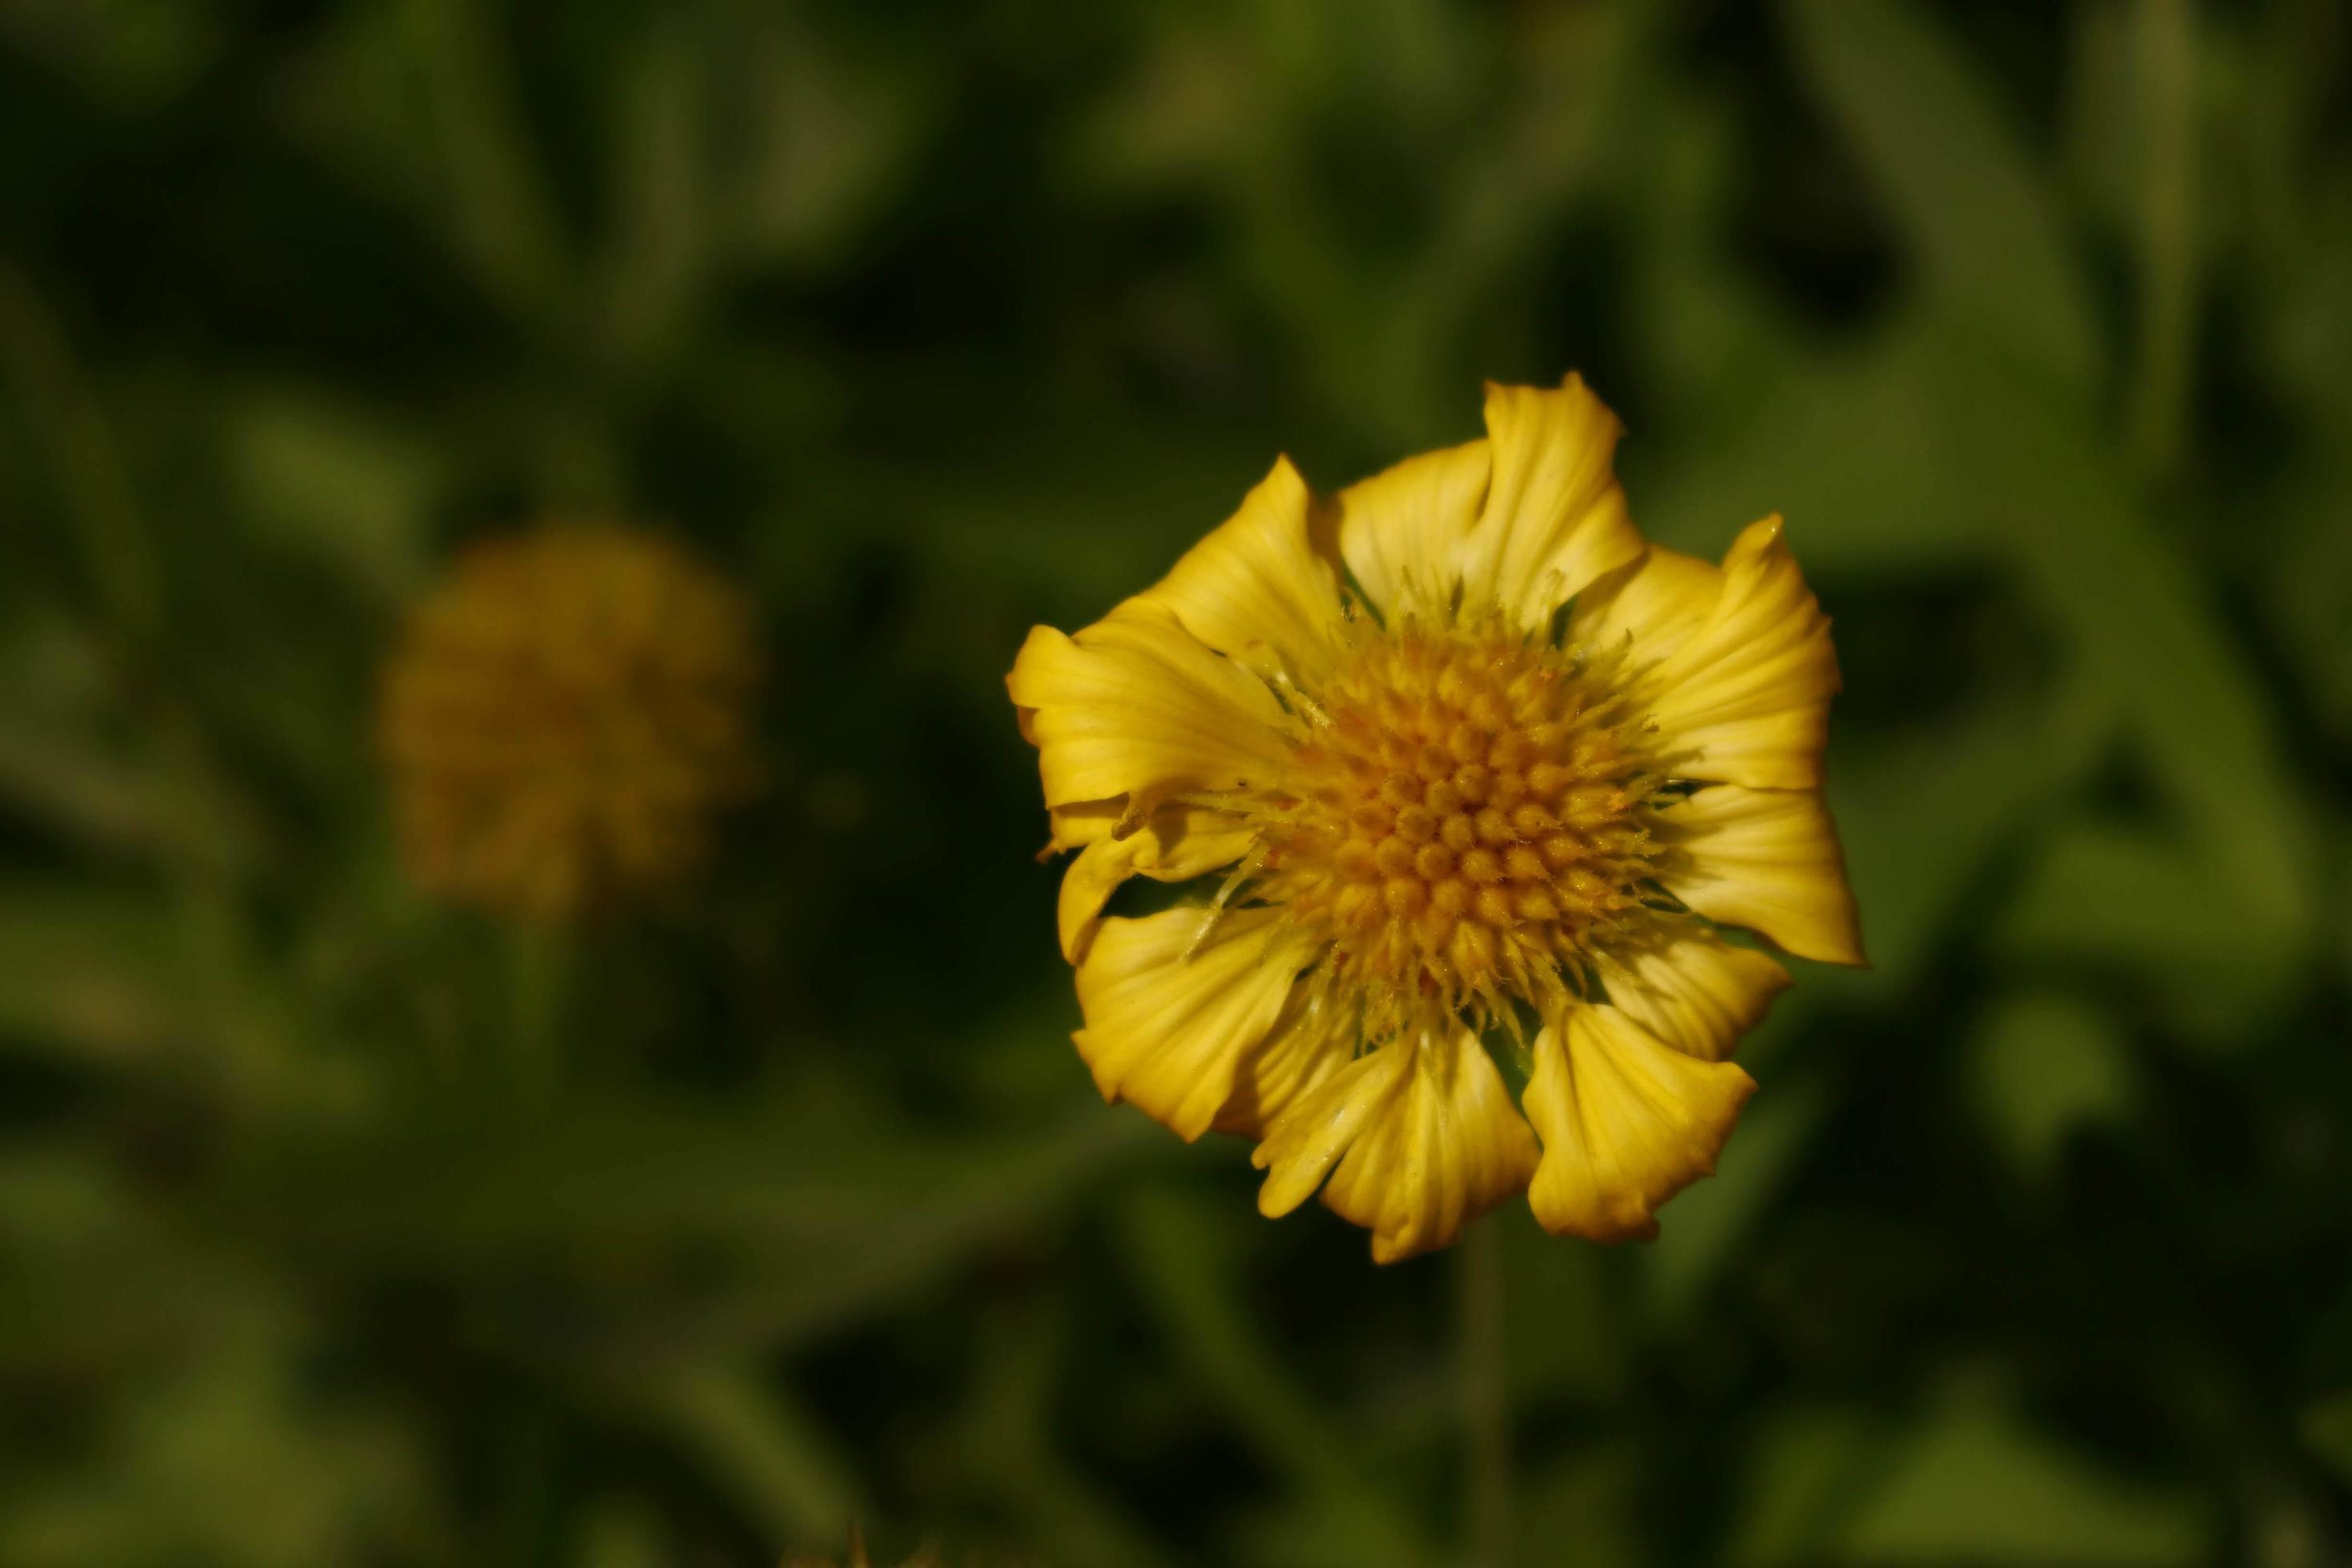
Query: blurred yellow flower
1010,376,1864,1260
379,524,760,925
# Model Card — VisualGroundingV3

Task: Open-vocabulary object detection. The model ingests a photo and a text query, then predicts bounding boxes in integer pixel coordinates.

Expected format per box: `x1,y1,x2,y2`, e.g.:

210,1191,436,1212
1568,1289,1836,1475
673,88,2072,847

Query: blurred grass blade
1927,336,2322,994
0,270,164,639
1782,0,2098,390
1723,1406,1887,1568
2127,0,2197,476
576,1106,1154,1354
0,881,186,1066
603,14,709,368
1116,1184,1434,1566
1830,677,2111,988
1968,988,2135,1178
224,385,442,600
953,1303,1181,1568
397,0,570,320
1643,1078,1829,1322
654,1362,868,1546
0,612,175,852
1834,1396,2209,1562
1637,338,1982,574
214,1090,1150,1270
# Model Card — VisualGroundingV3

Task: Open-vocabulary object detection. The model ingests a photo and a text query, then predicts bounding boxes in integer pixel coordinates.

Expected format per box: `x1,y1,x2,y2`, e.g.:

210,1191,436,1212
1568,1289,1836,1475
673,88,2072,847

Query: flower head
1010,377,1862,1260
378,523,760,924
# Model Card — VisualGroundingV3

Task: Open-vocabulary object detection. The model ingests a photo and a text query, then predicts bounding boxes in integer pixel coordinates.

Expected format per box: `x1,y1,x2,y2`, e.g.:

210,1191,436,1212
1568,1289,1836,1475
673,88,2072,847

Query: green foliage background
2,1,2350,1563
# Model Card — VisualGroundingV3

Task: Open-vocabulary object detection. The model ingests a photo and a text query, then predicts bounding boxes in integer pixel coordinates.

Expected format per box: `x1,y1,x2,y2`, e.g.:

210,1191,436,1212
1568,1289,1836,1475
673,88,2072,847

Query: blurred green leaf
1643,1078,1828,1322
1833,1396,2208,1563
1925,338,2322,1015
578,1500,669,1568
719,11,934,274
1724,1406,1883,1568
395,0,573,318
1783,0,2098,389
2120,0,2198,477
1832,678,2109,990
2266,450,2352,746
0,1331,430,1567
601,14,711,369
0,1145,272,1378
2298,1389,2352,1486
214,1088,1148,1272
2058,1,2144,242
647,1362,868,1547
0,0,217,105
0,269,165,639
1516,1444,1642,1568
226,384,442,599
1501,1206,1619,1406
1997,823,2299,1036
0,879,185,1063
1967,988,2134,1179
949,1302,1180,1568
0,611,174,851
1117,1184,1434,1568
1635,337,1979,576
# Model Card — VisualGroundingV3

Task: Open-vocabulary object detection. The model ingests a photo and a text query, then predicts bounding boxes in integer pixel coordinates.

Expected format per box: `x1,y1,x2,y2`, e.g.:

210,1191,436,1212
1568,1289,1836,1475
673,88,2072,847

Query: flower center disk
1256,618,1658,1042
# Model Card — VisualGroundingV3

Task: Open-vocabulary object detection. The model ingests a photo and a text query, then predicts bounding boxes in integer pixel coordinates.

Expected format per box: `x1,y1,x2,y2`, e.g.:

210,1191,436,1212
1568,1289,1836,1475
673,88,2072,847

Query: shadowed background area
2,1,2350,1564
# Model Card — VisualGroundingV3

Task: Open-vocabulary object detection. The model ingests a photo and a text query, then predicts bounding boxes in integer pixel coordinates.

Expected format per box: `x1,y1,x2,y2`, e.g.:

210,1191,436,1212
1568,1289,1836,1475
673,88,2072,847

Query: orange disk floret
1253,614,1660,1043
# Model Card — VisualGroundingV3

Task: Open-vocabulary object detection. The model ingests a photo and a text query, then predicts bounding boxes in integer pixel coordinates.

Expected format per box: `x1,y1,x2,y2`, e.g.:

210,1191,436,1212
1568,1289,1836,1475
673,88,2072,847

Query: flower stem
506,922,570,1095
1460,1218,1510,1568
2130,0,2196,480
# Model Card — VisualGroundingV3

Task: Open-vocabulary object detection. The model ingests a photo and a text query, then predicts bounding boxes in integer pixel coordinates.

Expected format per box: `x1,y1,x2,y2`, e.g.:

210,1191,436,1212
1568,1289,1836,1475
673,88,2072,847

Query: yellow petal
1008,601,1293,813
1138,457,1345,679
1042,800,1121,853
1320,1033,1541,1263
1522,1004,1756,1243
1330,438,1490,619
1056,806,1258,962
1642,517,1838,789
1251,1043,1410,1218
1213,983,1358,1137
1569,542,1722,666
1654,785,1866,966
1455,375,1644,629
1603,927,1791,1062
1073,906,1308,1141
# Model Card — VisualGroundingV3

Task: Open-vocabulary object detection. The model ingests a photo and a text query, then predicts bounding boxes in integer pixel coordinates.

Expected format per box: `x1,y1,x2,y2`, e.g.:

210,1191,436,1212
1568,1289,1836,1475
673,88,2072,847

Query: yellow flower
378,523,760,925
1010,376,1863,1261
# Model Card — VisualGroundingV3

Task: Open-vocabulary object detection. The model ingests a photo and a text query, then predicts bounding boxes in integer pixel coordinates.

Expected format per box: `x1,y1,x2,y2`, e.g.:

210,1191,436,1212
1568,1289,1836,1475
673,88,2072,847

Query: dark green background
3,1,2350,1563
